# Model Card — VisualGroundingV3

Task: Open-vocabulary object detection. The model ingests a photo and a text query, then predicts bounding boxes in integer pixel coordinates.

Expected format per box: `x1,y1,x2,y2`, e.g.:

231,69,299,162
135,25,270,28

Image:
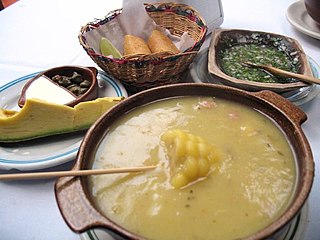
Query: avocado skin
0,97,123,143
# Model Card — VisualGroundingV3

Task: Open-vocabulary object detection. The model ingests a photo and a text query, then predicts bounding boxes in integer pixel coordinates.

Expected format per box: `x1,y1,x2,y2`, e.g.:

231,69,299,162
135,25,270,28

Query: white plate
0,71,127,171
80,202,309,240
190,48,320,106
286,0,320,40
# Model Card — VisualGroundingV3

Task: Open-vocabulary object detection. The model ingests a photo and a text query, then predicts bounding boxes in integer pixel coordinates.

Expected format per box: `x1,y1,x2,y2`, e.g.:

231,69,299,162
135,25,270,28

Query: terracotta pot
55,83,314,240
18,66,98,107
305,0,320,25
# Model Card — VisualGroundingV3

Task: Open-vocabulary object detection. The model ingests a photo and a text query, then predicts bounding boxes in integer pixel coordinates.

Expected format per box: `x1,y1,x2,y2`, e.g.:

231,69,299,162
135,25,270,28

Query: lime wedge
100,37,122,58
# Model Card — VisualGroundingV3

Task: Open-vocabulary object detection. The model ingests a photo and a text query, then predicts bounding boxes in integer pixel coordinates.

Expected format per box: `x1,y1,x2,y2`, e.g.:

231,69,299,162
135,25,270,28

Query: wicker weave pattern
79,2,207,92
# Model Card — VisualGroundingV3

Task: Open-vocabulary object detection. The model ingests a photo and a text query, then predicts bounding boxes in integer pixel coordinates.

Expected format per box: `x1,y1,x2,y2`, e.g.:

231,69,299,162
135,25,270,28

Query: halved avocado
0,97,123,143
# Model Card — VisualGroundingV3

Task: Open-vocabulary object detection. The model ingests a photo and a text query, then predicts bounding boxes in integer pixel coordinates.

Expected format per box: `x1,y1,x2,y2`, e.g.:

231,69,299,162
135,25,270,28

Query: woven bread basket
79,2,207,93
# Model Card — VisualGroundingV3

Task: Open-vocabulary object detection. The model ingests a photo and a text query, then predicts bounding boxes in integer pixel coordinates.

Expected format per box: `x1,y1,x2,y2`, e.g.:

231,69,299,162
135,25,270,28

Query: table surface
0,0,319,239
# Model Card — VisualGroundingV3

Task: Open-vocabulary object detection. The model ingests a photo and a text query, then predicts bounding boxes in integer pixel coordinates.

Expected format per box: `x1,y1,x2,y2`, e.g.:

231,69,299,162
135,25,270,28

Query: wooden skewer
243,61,320,85
0,165,156,181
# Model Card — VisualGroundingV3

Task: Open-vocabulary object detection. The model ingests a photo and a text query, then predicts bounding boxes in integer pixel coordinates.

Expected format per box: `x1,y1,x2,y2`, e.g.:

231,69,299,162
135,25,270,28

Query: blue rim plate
0,71,127,171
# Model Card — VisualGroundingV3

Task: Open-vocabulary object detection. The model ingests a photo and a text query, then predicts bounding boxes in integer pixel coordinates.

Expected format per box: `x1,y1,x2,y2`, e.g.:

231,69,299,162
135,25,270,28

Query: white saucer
0,71,127,171
286,0,320,40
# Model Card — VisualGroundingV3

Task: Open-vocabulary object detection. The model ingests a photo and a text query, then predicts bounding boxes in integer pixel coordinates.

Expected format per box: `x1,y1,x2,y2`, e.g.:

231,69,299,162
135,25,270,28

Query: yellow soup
88,96,296,240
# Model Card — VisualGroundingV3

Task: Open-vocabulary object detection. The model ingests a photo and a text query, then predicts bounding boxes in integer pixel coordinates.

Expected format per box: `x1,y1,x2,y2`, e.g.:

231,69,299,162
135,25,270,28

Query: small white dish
286,0,320,40
0,71,127,171
190,48,320,106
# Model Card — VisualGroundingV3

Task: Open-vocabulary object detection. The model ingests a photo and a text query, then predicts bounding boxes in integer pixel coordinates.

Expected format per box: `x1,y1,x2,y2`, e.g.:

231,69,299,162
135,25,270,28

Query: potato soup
88,96,296,240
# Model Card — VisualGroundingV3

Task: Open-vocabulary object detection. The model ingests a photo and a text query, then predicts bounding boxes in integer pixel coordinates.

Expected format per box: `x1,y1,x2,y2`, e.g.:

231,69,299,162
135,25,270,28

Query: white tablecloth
0,0,319,239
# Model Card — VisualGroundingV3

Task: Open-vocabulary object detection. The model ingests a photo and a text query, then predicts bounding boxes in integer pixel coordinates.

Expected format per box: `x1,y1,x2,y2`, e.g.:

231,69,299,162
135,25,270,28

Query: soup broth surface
89,96,296,240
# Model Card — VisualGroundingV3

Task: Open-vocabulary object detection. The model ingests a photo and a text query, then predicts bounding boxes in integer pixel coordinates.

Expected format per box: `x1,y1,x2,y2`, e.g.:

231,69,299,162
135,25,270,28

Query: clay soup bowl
55,83,314,240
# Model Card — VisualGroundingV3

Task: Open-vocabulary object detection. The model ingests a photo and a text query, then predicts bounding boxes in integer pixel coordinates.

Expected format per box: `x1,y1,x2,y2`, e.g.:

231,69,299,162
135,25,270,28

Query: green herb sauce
219,44,299,83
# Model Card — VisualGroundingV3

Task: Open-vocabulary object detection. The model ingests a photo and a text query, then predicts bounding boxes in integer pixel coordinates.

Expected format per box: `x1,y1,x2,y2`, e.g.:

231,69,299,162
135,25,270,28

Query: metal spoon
243,61,320,85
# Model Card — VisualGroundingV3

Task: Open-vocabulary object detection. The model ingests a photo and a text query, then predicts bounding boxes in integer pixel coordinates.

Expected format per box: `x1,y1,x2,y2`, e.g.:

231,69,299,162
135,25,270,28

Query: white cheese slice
25,76,76,104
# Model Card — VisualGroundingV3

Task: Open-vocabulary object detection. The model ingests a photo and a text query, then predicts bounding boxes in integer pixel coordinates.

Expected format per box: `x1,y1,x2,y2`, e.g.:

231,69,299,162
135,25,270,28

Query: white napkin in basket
83,0,195,57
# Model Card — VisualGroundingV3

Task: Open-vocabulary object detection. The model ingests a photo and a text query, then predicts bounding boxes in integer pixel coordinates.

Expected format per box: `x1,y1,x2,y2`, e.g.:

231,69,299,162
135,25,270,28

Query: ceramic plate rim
286,0,320,40
0,71,127,171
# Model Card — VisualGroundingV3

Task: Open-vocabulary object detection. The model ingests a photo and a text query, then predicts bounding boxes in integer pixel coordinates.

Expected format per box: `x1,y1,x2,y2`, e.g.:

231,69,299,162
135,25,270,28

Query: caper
80,80,91,88
66,84,77,90
69,86,81,96
80,87,88,94
50,71,89,96
59,77,72,87
70,72,83,84
51,75,62,82
58,76,67,86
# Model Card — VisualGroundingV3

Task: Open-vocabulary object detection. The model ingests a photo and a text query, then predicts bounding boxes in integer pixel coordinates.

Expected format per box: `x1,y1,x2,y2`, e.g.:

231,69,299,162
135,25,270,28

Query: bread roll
147,30,180,54
123,35,151,56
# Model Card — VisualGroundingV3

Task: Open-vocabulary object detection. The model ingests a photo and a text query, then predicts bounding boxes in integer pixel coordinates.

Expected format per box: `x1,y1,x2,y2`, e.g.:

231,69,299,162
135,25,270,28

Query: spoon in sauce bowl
243,61,320,85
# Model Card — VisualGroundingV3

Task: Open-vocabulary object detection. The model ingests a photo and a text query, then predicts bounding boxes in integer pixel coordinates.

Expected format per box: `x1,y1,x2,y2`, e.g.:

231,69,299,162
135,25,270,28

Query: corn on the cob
161,129,220,188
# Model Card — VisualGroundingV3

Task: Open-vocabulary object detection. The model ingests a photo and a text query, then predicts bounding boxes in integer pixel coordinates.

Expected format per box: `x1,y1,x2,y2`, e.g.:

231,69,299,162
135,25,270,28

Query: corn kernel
183,156,199,180
198,142,209,157
171,172,189,189
186,140,199,157
198,157,210,177
174,137,186,159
